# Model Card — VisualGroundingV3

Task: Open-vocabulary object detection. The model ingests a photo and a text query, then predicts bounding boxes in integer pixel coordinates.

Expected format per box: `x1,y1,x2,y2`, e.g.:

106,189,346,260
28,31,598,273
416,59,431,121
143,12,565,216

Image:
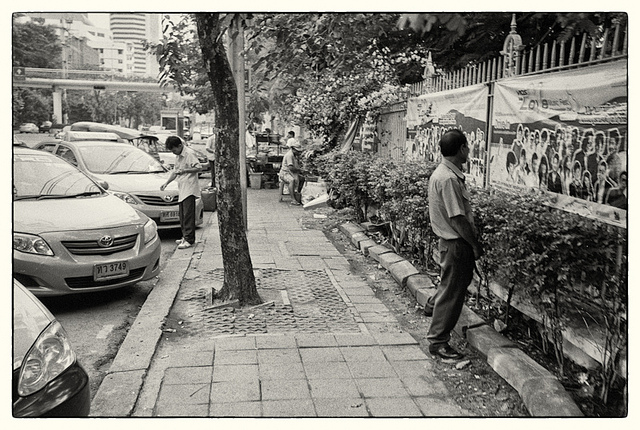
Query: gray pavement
91,186,582,418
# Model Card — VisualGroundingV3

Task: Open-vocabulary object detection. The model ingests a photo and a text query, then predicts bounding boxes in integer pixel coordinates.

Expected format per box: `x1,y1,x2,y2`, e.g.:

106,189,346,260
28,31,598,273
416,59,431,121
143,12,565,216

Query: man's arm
161,171,178,191
450,215,483,260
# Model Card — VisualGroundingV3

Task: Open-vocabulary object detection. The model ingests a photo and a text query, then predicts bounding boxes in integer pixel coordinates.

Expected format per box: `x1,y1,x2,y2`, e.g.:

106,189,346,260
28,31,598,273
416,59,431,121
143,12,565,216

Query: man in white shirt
205,130,217,188
161,136,201,249
279,134,303,205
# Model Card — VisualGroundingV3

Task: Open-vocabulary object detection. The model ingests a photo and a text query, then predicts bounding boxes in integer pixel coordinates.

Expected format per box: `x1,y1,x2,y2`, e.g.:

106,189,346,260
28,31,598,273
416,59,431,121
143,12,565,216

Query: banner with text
489,60,627,227
406,84,488,187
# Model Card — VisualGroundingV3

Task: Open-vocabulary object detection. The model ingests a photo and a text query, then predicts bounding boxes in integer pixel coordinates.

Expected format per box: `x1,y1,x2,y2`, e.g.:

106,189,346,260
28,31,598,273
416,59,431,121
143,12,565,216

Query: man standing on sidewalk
425,129,483,360
205,129,217,188
161,136,201,249
279,133,304,205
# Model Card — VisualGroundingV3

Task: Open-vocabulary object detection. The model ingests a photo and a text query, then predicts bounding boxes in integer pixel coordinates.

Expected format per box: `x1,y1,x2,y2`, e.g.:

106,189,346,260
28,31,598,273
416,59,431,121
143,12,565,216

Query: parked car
13,146,162,296
13,279,91,416
19,123,39,134
31,140,204,230
13,136,27,147
68,122,171,166
39,121,53,133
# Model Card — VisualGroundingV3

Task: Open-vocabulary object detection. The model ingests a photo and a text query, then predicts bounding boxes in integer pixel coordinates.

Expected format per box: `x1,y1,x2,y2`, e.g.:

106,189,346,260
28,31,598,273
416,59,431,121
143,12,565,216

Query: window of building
99,48,104,53
118,49,123,54
118,60,123,64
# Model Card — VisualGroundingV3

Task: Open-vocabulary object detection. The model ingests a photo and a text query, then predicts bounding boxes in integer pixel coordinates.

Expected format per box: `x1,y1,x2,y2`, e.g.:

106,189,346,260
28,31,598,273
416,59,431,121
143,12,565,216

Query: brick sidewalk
128,188,471,417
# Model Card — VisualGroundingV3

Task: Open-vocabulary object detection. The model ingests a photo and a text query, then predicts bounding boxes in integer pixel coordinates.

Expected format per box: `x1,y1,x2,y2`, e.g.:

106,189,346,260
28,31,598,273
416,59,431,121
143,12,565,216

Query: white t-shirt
205,134,216,162
174,146,202,202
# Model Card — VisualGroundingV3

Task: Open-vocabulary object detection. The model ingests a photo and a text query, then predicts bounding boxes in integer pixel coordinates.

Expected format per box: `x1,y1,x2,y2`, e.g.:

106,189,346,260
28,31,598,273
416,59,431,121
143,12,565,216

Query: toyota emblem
98,235,114,248
163,195,174,203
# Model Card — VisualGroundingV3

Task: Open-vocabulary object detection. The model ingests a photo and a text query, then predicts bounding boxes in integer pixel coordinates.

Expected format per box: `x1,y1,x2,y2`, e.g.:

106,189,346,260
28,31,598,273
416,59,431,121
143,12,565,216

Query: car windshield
13,152,104,200
79,145,165,174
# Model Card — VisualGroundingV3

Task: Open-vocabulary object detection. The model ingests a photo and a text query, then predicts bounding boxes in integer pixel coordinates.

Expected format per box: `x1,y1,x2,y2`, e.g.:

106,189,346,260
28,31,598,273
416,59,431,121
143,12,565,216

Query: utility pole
228,14,248,229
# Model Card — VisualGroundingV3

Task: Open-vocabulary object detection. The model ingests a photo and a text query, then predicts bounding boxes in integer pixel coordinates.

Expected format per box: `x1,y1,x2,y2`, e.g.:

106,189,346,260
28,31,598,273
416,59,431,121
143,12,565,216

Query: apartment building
18,12,160,78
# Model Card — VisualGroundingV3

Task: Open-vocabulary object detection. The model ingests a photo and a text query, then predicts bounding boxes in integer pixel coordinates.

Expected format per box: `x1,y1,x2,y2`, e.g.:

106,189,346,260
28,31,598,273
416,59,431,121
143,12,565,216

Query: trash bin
249,172,263,189
201,187,217,211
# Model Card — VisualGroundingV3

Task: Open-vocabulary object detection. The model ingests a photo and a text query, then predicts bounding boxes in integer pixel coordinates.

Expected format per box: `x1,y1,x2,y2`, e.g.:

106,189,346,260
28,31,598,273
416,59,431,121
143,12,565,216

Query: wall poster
406,84,489,187
488,60,627,227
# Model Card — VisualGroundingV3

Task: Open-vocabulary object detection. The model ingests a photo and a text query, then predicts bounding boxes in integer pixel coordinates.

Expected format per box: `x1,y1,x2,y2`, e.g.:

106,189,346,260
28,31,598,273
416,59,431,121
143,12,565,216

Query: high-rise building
109,13,161,78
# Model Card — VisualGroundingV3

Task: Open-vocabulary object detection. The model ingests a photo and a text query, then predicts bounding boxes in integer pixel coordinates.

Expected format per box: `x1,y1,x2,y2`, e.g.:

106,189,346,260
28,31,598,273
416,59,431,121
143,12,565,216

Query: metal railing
410,19,628,96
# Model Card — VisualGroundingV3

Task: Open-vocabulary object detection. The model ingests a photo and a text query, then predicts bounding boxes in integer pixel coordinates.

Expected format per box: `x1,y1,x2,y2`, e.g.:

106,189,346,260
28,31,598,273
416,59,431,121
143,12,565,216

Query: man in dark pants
161,136,201,249
425,129,483,360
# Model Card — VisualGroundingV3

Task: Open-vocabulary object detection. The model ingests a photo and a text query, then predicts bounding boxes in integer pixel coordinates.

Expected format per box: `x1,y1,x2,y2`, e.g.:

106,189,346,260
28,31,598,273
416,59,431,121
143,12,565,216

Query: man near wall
425,129,484,360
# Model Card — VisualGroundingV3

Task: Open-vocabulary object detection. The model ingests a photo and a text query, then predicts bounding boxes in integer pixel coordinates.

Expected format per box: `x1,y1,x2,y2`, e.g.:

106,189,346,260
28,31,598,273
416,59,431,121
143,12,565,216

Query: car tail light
18,321,76,396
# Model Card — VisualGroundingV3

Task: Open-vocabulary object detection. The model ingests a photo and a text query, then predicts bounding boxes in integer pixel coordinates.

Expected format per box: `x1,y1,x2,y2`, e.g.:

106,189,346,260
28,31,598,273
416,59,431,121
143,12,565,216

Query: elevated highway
13,67,175,122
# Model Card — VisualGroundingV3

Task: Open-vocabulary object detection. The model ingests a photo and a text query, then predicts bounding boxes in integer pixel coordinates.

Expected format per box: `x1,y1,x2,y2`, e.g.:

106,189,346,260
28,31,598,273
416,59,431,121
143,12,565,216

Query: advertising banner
488,60,627,227
406,84,488,187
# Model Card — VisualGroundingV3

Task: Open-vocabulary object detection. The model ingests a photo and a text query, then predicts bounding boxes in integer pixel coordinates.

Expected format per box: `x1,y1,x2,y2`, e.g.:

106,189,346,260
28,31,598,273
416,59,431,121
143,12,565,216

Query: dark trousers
179,195,196,244
426,238,475,346
209,160,215,188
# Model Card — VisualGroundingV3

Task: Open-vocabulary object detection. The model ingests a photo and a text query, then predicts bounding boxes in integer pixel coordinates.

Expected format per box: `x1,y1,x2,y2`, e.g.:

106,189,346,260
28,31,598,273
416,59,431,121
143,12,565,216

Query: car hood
13,194,146,234
93,172,178,193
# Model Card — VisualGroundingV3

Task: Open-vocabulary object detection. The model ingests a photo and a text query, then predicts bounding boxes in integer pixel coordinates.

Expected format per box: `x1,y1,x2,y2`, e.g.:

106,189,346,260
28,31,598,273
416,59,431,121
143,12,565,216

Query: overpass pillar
52,86,63,124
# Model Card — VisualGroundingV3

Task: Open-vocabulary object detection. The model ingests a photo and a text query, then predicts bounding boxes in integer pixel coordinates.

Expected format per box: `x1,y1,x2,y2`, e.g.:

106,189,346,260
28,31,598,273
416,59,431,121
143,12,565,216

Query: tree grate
169,268,361,336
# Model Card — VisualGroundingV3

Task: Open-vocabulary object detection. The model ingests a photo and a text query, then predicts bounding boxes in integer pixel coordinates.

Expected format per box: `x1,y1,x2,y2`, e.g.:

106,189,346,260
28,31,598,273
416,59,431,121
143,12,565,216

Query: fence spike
542,43,549,70
612,21,621,57
578,32,587,63
600,28,610,59
569,38,576,65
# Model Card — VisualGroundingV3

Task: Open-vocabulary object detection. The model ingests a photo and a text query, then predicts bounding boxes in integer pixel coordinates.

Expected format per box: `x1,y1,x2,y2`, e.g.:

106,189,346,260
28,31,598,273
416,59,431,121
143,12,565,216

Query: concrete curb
339,222,584,417
90,214,212,417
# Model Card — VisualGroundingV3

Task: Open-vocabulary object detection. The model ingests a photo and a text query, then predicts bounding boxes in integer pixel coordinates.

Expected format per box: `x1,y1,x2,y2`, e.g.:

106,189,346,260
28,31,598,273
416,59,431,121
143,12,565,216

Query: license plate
161,210,180,222
94,261,129,281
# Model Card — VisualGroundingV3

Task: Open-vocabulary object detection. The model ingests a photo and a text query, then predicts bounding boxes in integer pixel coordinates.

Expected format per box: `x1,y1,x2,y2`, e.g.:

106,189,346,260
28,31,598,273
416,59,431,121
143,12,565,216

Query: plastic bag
301,180,328,205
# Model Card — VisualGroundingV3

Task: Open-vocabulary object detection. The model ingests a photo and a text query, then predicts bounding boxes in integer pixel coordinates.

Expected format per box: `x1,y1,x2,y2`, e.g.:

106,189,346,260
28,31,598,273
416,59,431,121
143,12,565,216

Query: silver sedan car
33,139,204,230
13,147,161,296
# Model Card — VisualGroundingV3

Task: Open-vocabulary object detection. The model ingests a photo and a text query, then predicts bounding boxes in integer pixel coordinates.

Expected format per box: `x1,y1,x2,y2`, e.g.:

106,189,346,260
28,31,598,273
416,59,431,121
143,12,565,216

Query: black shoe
423,307,433,317
429,344,464,360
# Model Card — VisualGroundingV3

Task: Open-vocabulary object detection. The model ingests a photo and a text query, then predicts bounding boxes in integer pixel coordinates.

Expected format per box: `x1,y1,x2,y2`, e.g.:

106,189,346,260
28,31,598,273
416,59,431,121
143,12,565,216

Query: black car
13,279,90,417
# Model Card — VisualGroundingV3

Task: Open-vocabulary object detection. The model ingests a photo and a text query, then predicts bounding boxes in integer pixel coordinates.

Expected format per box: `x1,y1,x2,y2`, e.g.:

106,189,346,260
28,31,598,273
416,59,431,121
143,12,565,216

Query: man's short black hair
166,135,183,149
288,131,295,137
439,129,467,156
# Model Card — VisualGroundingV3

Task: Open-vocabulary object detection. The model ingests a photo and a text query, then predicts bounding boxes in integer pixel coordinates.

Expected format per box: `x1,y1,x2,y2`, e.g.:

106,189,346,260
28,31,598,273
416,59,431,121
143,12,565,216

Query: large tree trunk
195,13,261,306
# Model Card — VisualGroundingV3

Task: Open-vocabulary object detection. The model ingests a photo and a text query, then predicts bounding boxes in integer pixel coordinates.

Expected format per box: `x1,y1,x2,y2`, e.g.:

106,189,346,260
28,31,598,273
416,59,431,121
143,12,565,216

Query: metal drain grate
171,268,360,336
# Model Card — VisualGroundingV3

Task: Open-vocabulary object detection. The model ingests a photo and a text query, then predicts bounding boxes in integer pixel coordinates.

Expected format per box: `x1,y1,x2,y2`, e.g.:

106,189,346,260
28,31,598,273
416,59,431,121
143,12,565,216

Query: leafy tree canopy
397,12,628,69
13,20,62,68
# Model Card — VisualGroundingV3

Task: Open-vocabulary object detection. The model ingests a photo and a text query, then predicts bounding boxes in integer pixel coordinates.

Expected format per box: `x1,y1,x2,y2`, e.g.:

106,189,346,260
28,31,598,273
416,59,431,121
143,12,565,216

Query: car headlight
18,321,76,396
143,219,158,244
14,233,54,256
111,191,138,205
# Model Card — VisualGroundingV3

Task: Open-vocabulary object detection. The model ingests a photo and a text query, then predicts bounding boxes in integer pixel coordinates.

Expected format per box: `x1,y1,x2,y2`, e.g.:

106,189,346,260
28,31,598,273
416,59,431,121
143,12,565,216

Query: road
39,229,183,400
14,131,214,400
